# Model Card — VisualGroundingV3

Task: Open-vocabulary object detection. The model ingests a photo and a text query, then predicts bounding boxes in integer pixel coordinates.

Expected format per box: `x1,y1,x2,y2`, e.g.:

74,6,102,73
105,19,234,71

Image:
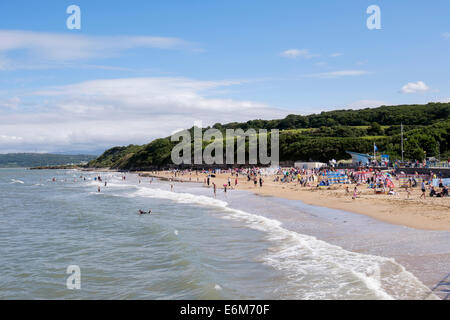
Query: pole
374,143,376,166
437,141,440,163
401,123,404,162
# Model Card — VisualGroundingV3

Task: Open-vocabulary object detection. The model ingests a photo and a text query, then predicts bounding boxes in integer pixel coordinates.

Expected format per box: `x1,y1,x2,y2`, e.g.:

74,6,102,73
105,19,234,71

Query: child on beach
352,187,359,200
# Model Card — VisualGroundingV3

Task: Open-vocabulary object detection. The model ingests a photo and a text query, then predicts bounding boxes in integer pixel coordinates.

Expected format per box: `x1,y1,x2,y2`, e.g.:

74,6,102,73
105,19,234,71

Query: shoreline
140,171,450,231
29,167,448,298
131,170,448,299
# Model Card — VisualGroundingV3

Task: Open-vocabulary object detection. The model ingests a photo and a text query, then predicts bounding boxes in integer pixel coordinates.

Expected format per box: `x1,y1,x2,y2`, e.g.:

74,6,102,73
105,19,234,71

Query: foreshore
139,170,450,231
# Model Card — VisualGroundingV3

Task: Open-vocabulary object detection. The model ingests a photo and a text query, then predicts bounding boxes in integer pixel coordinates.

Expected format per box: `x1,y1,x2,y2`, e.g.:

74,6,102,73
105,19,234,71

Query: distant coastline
0,153,96,168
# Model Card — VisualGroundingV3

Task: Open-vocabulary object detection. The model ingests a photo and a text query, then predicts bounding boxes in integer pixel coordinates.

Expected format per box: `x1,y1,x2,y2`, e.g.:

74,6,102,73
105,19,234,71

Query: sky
0,0,449,154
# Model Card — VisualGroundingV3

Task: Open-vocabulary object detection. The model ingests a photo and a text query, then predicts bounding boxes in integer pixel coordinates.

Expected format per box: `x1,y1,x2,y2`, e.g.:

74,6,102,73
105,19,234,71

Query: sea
1,168,448,300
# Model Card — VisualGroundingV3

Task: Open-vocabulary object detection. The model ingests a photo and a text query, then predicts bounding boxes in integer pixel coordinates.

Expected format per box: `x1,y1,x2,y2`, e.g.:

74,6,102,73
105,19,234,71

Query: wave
101,185,437,300
10,179,24,184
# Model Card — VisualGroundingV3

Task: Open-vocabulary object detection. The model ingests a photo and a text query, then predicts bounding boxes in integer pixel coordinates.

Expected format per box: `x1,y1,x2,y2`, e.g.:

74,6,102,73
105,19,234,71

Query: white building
294,162,327,169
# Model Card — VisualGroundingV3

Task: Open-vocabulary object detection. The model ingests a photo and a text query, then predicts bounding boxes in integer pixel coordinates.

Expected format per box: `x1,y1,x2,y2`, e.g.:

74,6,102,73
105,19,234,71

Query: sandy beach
142,171,450,231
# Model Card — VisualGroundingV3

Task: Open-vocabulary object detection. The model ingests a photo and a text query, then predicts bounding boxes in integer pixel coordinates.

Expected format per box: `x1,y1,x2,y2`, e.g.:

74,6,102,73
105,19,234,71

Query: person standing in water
98,186,101,193
213,182,217,198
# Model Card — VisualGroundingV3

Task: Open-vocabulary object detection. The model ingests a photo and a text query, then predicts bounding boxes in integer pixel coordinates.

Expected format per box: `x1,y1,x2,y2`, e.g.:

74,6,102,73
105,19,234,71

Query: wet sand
144,171,450,231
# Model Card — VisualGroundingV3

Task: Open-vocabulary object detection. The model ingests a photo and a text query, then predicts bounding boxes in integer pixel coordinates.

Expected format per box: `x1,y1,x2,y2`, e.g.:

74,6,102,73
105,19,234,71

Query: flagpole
401,123,404,162
374,142,376,165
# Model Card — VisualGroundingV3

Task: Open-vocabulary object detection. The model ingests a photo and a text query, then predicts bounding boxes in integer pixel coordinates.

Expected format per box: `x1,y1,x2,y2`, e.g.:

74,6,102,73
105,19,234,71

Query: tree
368,122,384,135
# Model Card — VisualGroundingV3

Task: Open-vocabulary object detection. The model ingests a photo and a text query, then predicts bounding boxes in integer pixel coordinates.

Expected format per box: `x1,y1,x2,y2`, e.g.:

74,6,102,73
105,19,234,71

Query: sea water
0,168,446,299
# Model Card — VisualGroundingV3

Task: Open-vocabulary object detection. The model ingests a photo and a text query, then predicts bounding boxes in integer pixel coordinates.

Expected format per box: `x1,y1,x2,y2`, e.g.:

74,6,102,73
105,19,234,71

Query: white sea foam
131,187,229,208
10,179,24,184
108,185,437,300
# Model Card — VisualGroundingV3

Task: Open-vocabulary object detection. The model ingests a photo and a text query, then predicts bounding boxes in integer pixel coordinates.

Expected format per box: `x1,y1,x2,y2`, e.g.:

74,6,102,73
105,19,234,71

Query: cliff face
87,103,450,170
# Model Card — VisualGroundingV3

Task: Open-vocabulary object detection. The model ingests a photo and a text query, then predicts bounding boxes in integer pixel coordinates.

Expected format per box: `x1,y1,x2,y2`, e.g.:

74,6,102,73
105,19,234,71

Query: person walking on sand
259,177,263,187
420,181,426,199
253,177,257,188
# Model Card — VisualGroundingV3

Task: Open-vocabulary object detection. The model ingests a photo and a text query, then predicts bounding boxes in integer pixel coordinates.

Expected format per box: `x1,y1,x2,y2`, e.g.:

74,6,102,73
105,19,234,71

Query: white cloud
356,60,368,66
0,96,20,109
309,70,369,79
441,32,450,39
347,100,388,109
280,49,318,59
329,53,343,57
400,81,430,94
0,30,194,68
0,77,287,153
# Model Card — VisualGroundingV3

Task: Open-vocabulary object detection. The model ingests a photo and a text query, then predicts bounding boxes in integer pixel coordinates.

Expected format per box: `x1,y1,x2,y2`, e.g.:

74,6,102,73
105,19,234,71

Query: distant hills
0,153,97,168
87,103,450,170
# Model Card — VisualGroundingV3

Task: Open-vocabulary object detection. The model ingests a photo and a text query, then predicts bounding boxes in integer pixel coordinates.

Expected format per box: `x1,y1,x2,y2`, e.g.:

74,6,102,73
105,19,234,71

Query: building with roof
346,151,373,165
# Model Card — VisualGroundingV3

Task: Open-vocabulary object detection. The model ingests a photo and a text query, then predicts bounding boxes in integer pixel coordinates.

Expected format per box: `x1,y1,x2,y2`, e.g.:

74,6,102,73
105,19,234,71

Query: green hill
88,103,450,169
0,153,96,168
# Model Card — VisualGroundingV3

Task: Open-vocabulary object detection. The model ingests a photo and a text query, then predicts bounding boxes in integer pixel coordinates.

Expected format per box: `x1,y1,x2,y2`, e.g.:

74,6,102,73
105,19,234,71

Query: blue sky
0,0,449,153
